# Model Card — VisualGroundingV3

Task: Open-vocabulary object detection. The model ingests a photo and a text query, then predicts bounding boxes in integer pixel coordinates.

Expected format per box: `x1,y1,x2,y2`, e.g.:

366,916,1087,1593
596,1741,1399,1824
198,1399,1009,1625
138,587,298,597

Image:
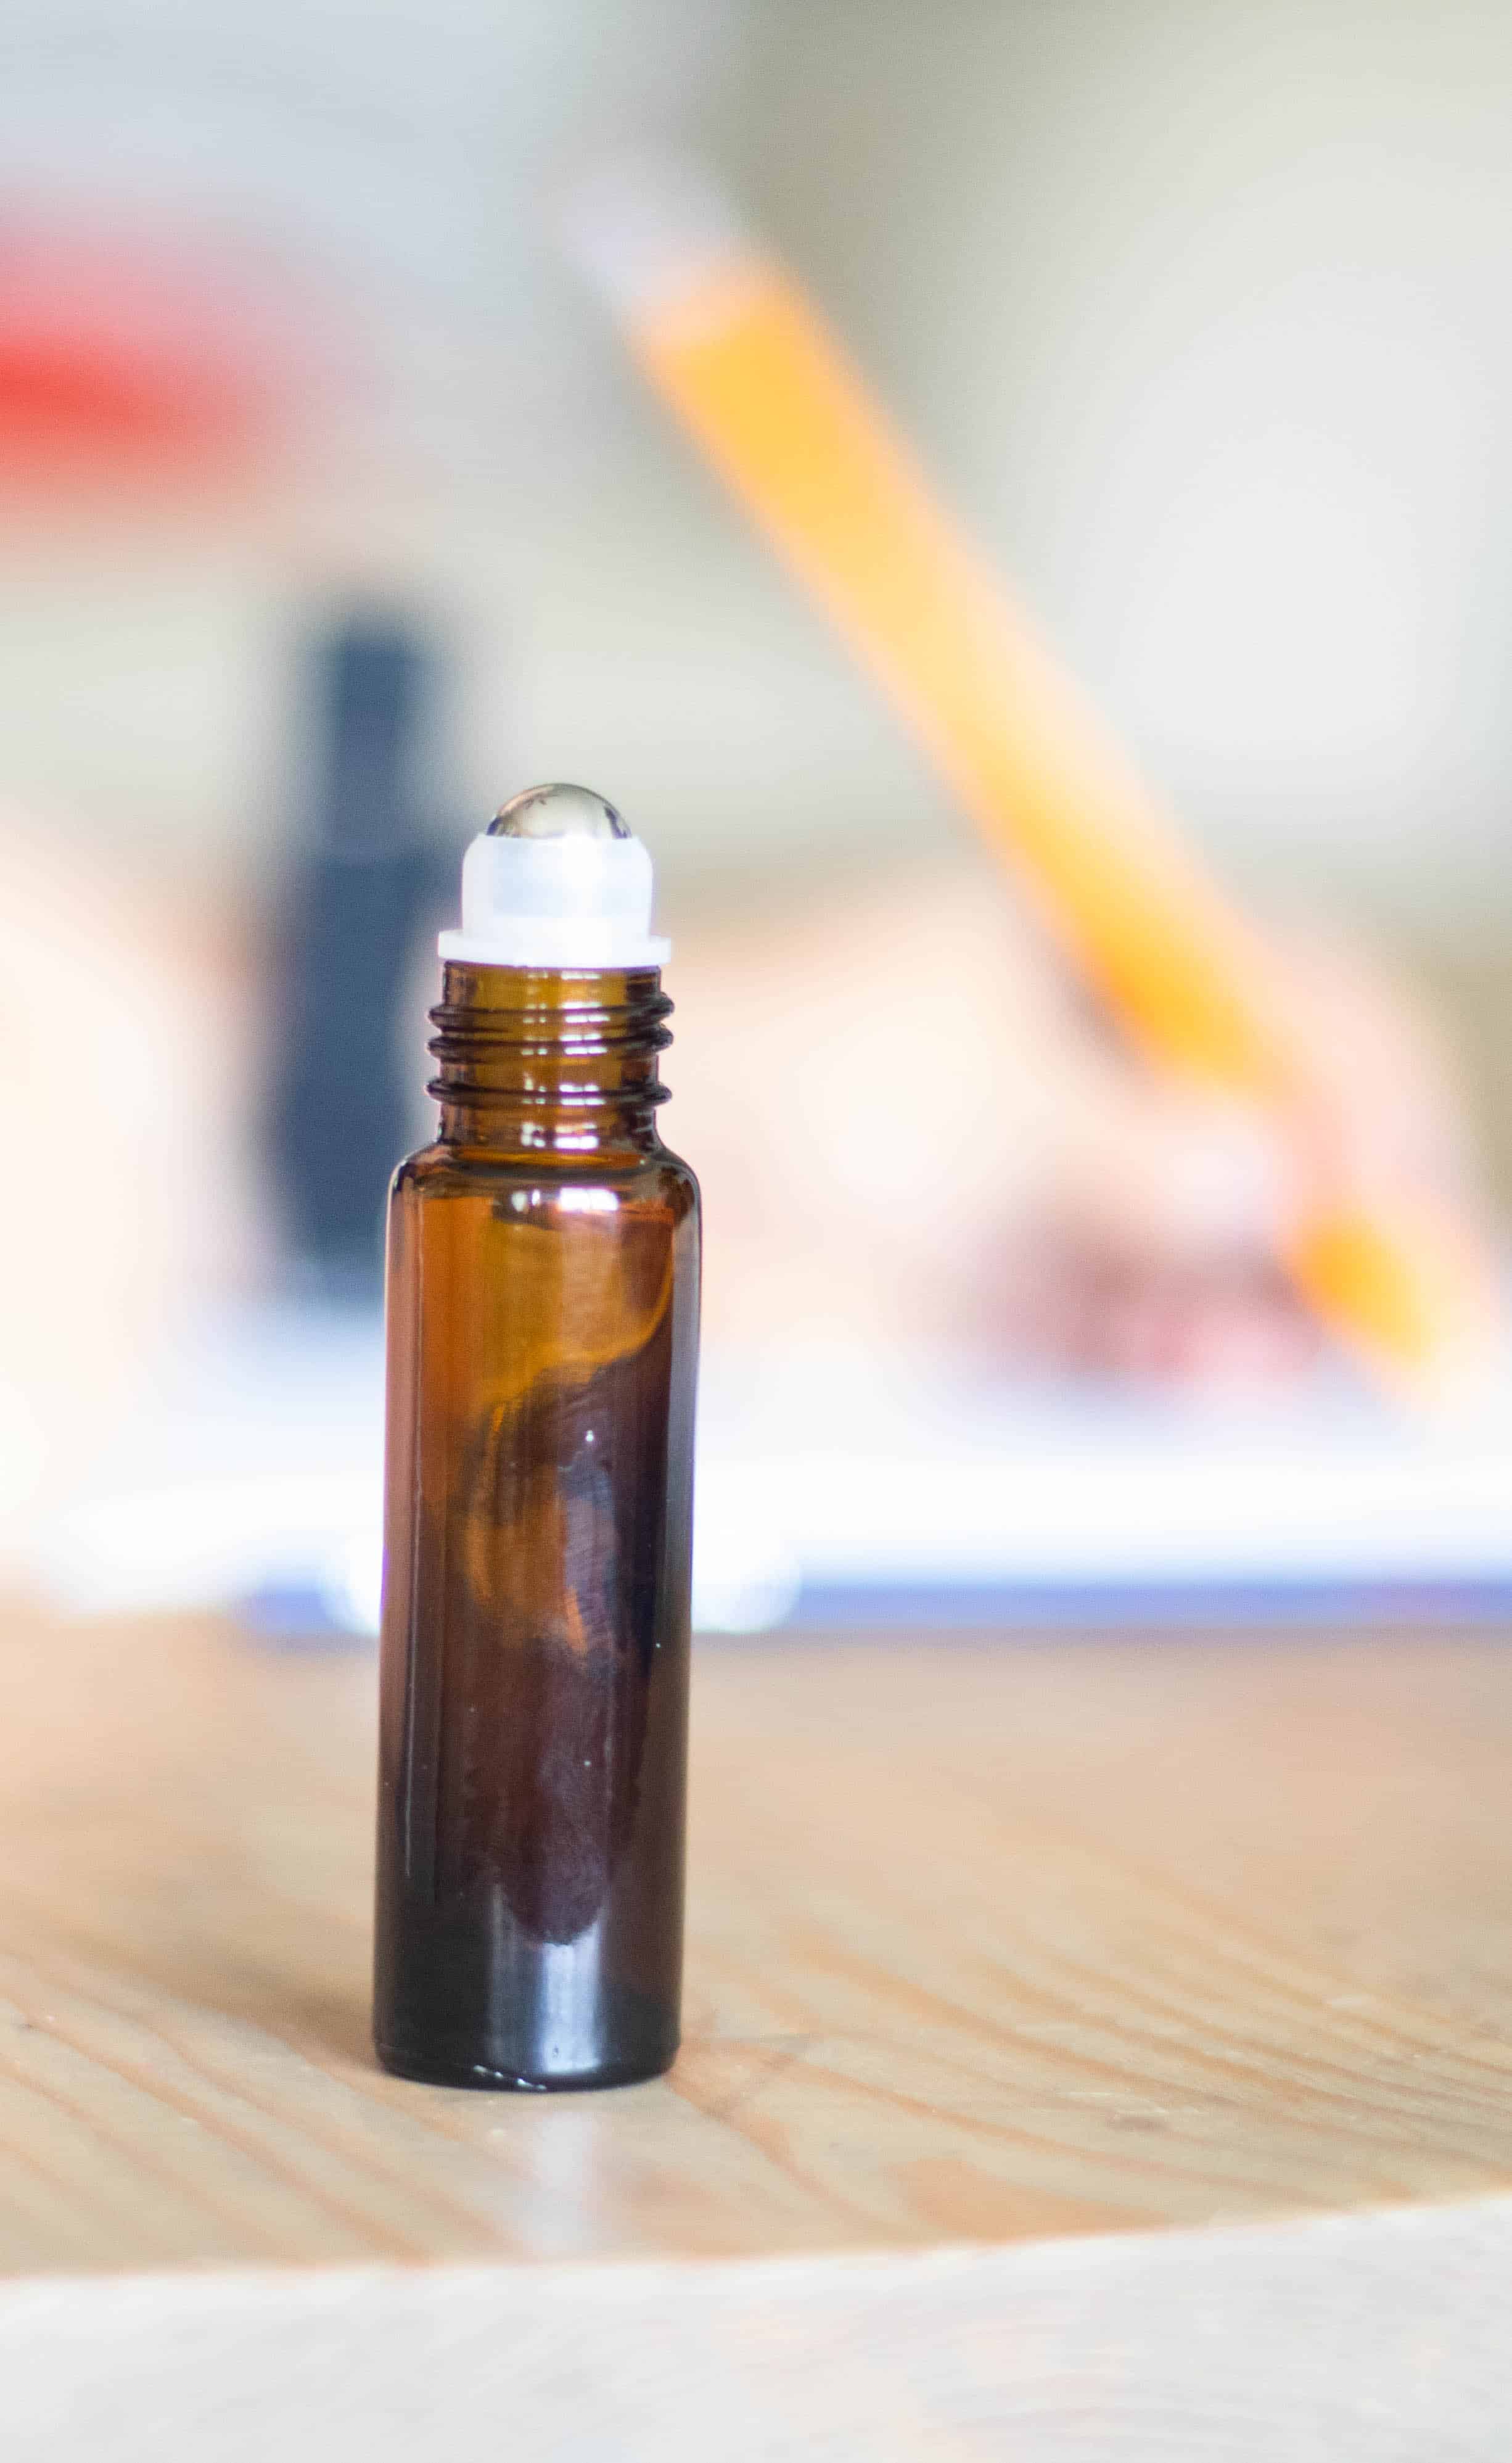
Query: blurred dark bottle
266,616,453,1292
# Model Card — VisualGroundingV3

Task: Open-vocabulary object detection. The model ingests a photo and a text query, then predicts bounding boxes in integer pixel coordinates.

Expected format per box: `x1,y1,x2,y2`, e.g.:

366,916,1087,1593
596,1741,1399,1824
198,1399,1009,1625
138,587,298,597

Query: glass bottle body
374,965,699,2089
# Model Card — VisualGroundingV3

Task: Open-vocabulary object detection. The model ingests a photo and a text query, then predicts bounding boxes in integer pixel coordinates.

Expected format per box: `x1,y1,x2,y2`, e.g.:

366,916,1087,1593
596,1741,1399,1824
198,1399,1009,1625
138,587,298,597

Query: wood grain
2,1611,1512,2286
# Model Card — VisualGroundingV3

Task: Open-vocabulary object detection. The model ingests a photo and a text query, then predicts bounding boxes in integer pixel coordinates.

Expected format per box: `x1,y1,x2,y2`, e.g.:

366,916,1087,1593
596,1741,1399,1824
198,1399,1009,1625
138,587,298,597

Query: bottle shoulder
392,1141,698,1216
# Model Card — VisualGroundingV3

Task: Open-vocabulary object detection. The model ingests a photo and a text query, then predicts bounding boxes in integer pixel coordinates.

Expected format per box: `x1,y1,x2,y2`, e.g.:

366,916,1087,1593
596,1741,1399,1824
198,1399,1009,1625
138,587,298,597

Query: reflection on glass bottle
448,1210,676,1946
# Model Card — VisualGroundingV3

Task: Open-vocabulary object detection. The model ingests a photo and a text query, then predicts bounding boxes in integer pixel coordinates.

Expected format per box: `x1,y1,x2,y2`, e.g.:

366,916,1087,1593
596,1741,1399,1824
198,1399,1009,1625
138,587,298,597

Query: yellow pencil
569,170,1500,1392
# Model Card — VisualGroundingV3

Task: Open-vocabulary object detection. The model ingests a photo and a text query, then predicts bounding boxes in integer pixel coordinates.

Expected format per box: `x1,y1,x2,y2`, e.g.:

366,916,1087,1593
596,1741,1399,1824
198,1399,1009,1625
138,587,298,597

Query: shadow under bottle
374,962,699,2089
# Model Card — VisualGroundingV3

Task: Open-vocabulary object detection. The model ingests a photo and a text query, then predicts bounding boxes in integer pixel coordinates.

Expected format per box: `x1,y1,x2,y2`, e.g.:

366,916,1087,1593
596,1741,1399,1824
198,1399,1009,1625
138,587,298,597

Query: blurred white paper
26,1304,1512,1637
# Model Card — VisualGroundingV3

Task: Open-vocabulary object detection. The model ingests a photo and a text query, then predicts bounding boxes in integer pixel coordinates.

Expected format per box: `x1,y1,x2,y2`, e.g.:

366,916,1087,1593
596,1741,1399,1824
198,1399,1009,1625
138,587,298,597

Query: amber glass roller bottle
374,784,700,2089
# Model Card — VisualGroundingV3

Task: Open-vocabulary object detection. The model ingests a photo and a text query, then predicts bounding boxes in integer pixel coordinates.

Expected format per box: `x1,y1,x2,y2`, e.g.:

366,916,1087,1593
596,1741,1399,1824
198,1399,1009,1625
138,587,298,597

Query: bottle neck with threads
428,962,673,1161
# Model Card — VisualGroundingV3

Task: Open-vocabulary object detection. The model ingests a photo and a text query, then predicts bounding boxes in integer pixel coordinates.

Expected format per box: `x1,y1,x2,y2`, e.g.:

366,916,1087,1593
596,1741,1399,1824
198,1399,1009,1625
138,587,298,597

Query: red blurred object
0,215,284,486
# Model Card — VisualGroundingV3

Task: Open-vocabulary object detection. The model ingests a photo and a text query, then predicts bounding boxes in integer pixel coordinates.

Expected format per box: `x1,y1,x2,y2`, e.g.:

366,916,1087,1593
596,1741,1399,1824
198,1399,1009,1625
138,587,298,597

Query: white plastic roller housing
437,782,671,969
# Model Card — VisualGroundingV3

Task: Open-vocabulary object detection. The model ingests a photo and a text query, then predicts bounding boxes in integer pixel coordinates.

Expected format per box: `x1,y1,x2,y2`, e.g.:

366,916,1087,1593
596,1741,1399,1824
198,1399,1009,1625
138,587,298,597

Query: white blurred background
3,0,1512,1630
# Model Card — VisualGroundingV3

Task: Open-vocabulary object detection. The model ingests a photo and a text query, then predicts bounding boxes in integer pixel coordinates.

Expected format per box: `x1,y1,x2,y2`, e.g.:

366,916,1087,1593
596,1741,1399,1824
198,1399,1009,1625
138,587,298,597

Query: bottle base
374,2039,677,2093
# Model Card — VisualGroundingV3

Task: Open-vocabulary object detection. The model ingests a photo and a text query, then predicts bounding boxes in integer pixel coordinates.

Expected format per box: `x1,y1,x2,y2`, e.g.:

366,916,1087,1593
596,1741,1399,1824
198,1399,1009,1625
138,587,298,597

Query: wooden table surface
5,1607,1512,2456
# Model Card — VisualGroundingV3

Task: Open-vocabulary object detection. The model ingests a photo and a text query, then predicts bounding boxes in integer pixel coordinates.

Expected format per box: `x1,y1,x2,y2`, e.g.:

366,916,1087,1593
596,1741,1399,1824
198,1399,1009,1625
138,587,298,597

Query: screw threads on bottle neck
429,962,672,1156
